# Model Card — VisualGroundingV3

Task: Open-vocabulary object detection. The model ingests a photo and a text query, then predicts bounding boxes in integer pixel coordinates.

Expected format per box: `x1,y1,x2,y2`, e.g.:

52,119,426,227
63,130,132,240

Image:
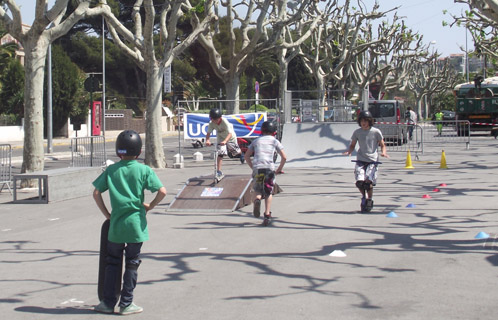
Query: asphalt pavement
1,134,498,319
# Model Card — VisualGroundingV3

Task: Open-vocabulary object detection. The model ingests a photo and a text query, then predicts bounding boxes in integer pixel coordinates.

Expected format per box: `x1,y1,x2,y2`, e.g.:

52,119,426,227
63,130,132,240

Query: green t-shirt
92,160,164,243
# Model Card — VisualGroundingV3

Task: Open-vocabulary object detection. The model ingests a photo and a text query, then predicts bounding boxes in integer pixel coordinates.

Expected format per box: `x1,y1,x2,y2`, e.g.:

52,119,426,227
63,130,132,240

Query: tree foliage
46,44,86,135
0,59,24,121
58,32,147,115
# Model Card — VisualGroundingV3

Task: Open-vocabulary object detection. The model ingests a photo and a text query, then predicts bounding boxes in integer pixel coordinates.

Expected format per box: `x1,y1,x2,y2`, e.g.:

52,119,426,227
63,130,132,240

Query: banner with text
184,113,266,139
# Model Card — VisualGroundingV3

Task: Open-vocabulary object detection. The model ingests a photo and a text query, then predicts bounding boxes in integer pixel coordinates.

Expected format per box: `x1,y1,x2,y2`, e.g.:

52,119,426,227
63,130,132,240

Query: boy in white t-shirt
205,108,241,180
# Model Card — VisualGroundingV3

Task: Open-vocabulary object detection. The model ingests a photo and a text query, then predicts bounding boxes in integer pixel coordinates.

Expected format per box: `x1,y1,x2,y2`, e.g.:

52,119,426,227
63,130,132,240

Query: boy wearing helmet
343,111,388,212
205,108,241,180
244,121,287,226
92,130,166,315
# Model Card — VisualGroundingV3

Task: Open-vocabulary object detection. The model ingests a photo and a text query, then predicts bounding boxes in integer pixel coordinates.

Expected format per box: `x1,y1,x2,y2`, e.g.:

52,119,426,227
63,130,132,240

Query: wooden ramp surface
167,174,253,212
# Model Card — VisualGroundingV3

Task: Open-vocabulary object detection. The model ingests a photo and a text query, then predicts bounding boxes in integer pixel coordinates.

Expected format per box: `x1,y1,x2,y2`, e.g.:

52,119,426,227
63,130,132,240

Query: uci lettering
188,122,210,137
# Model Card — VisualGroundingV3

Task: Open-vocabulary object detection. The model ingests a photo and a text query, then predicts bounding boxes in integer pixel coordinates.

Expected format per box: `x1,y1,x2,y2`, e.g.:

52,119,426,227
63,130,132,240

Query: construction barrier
0,144,12,193
71,136,106,167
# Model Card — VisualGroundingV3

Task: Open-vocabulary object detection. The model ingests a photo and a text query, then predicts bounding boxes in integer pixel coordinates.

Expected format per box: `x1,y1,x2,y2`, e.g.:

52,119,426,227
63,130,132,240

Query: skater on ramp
244,121,287,226
92,130,166,315
205,108,242,182
343,111,388,213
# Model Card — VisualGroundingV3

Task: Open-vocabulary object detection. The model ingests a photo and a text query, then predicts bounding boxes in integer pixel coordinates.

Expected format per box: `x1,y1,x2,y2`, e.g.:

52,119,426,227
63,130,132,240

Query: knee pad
363,181,373,191
355,181,365,190
125,259,142,271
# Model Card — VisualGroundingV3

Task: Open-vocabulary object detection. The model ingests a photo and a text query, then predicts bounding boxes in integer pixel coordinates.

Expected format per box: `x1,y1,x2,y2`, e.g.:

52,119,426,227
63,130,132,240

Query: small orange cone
432,188,440,192
405,150,414,169
422,194,432,199
439,150,448,169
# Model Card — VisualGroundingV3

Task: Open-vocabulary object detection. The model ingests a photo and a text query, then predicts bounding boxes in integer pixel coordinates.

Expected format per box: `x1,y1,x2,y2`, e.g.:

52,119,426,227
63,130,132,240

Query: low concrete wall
13,167,102,203
0,125,24,142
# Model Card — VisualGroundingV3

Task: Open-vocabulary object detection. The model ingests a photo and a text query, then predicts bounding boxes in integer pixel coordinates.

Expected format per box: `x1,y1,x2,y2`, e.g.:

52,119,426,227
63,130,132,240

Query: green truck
454,76,498,136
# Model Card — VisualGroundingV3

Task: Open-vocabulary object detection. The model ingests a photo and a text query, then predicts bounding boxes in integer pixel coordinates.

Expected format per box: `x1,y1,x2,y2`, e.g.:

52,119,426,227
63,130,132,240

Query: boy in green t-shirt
93,130,166,315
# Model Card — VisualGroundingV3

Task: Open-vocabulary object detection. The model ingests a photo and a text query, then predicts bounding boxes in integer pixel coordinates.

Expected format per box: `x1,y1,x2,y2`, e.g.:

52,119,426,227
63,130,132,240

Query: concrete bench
13,167,102,204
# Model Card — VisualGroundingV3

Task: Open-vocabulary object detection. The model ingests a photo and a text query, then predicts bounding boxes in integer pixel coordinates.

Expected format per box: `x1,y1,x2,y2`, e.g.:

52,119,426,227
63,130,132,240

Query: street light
425,41,437,119
429,40,436,56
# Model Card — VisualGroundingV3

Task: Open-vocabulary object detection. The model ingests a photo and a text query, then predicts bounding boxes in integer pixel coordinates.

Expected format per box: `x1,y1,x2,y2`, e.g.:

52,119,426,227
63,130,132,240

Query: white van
360,100,407,145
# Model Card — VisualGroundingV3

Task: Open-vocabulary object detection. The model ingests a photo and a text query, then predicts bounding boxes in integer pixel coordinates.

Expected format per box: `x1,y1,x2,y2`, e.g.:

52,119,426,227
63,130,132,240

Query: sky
378,0,470,57
13,0,471,57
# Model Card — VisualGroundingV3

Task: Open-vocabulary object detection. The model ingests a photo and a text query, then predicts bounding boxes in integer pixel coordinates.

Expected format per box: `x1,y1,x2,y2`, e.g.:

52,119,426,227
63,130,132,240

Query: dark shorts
252,168,275,198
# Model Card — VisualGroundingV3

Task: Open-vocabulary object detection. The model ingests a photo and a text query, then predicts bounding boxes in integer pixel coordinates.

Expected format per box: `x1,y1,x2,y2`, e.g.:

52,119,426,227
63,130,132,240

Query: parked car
267,112,279,124
292,115,301,123
442,110,455,121
442,110,456,126
301,113,317,122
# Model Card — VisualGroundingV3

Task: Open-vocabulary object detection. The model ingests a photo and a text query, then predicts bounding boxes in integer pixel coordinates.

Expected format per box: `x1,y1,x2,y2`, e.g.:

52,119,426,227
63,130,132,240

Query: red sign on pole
255,81,259,94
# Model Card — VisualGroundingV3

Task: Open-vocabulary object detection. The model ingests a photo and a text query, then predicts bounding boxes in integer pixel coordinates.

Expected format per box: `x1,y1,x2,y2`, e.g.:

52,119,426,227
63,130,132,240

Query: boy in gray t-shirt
343,110,388,212
244,121,286,226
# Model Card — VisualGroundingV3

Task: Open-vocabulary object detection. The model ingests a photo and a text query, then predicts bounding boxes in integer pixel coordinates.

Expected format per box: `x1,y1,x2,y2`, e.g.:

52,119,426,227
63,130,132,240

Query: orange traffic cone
439,150,448,169
405,150,414,169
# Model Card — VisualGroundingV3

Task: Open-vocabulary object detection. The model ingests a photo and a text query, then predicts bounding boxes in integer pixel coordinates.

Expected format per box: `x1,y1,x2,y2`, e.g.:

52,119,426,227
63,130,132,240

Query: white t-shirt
407,110,417,124
248,135,284,170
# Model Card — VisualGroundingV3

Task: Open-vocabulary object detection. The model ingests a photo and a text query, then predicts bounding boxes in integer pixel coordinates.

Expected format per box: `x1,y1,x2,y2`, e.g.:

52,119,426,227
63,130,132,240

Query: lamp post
362,49,369,111
465,29,469,83
424,41,436,119
102,16,107,160
430,40,437,55
47,43,53,154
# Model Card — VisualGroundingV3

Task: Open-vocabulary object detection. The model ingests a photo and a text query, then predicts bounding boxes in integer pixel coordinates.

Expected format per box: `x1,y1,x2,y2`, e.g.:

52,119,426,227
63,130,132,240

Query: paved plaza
1,135,498,319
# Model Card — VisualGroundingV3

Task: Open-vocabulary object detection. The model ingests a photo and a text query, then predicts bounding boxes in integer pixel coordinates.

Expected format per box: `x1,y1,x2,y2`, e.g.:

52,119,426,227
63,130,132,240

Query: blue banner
184,113,266,139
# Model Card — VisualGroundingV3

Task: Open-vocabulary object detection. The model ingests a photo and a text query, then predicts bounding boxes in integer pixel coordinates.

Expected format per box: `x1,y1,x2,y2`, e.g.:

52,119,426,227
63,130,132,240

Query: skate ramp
167,174,253,212
281,122,357,168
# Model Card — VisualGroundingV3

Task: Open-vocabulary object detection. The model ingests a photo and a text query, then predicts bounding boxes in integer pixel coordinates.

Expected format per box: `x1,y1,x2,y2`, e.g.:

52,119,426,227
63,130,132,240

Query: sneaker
360,197,367,212
365,199,374,212
253,199,261,218
215,171,224,182
94,301,114,314
262,213,272,226
119,303,143,315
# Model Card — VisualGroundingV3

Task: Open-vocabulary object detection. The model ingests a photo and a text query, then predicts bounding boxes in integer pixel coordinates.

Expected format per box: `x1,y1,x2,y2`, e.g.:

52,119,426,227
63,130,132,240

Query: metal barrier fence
417,120,471,149
71,136,106,167
0,144,12,193
290,100,355,122
176,99,279,115
375,120,471,154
